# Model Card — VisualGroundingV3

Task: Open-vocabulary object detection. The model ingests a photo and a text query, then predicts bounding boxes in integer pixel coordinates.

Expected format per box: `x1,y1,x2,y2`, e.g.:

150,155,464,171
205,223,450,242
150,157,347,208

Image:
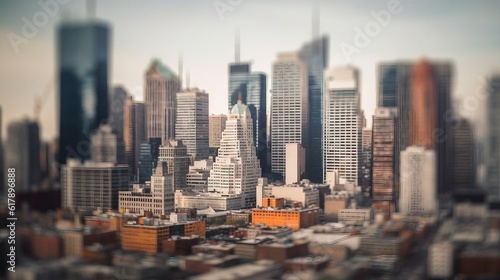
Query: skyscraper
176,89,209,161
323,66,361,184
61,159,129,211
57,20,110,164
451,118,475,190
410,60,437,149
270,52,309,180
372,108,396,204
124,99,147,181
209,114,227,157
485,75,500,201
109,86,129,140
361,127,372,194
137,137,162,184
4,119,40,192
91,124,125,163
158,139,190,190
399,146,437,215
208,100,261,208
228,63,267,171
145,59,180,144
300,36,329,183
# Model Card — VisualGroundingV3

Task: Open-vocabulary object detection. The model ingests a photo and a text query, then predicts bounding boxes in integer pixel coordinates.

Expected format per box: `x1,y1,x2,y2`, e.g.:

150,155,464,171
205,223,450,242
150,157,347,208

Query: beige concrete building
324,194,349,222
209,114,227,148
286,143,306,185
256,180,319,208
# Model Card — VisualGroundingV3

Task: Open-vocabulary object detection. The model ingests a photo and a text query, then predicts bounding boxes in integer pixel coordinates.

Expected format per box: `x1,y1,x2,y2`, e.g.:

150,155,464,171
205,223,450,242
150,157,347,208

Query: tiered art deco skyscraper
145,59,180,144
208,100,261,208
57,20,110,164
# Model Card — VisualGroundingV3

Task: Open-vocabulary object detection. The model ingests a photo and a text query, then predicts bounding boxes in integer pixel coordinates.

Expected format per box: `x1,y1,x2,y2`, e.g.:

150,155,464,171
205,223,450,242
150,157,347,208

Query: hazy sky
1,0,499,141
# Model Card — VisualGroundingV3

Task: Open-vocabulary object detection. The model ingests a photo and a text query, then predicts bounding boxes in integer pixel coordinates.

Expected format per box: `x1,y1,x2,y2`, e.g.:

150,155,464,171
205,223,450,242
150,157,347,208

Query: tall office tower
4,119,41,192
124,99,147,181
149,161,175,214
137,137,162,184
285,143,306,185
323,66,362,184
451,118,475,190
300,36,329,183
145,59,180,144
209,114,227,157
270,52,309,180
91,124,125,163
410,61,437,149
399,146,437,215
109,86,129,140
61,159,129,211
208,100,261,208
485,75,500,201
378,60,452,195
372,108,396,204
158,139,190,190
228,63,267,171
57,20,110,164
176,89,209,161
361,128,373,193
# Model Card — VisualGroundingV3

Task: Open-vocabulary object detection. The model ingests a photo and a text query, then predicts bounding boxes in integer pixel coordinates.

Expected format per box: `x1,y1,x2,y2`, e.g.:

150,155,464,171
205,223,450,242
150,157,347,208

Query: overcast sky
1,0,499,141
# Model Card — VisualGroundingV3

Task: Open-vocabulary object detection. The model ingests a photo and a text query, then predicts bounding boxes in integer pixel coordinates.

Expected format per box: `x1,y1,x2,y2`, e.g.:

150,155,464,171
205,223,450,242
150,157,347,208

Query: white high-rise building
399,146,437,214
323,67,362,184
270,52,309,180
145,59,180,144
207,100,261,208
61,160,129,211
175,88,209,161
286,143,305,185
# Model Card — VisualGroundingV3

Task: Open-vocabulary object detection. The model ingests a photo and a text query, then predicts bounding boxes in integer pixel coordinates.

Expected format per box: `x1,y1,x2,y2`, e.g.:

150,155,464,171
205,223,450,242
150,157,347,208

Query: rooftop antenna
186,69,190,89
235,29,240,63
312,0,319,40
178,52,183,89
86,0,96,19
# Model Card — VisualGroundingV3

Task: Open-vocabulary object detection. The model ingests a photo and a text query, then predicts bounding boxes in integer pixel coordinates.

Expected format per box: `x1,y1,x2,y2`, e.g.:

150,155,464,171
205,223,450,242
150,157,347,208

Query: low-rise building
175,190,243,210
338,208,372,223
324,194,348,222
256,181,320,208
252,207,320,230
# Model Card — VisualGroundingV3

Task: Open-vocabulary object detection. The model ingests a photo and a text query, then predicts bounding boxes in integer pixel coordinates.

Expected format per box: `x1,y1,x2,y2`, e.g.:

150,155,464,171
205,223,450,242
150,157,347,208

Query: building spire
237,91,243,104
235,29,240,63
178,52,183,89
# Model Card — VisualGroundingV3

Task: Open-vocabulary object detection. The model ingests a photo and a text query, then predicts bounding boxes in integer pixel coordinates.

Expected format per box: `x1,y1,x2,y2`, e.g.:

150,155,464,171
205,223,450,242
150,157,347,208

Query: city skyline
1,0,500,140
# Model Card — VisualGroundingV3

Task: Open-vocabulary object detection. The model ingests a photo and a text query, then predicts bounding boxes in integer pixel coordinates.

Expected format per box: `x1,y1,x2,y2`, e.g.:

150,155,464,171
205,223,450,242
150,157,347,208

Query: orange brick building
121,220,206,253
262,197,285,208
252,207,320,230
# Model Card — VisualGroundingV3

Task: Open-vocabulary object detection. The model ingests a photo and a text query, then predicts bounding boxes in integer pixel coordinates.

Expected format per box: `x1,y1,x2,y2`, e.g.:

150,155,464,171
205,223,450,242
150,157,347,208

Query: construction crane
34,78,54,121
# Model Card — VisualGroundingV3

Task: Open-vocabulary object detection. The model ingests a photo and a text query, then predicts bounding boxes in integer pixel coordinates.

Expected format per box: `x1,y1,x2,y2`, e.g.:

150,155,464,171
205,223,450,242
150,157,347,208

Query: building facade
451,118,475,189
323,66,362,184
485,75,500,201
399,146,437,214
61,160,129,211
145,59,180,144
109,86,129,141
286,143,306,185
91,124,125,164
209,114,227,156
270,52,309,180
158,139,190,190
137,137,162,184
176,89,209,161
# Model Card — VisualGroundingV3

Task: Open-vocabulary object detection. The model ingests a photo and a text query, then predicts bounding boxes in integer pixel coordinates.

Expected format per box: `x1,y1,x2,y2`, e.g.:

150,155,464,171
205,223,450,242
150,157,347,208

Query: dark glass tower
300,36,329,183
57,21,110,164
228,63,267,172
137,137,162,183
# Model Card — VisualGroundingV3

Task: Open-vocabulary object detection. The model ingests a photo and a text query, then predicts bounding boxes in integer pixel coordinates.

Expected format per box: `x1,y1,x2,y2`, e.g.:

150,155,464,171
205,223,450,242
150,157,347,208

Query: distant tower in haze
145,59,180,144
176,88,209,161
323,66,362,184
270,52,309,181
5,119,40,192
109,86,129,141
410,60,437,149
57,20,110,164
91,124,125,164
300,35,329,183
485,75,500,201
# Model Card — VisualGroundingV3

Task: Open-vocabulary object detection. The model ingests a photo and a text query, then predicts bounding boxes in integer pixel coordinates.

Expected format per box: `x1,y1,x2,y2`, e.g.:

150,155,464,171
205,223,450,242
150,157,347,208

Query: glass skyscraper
57,20,110,164
300,36,328,183
137,137,162,184
228,62,267,172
